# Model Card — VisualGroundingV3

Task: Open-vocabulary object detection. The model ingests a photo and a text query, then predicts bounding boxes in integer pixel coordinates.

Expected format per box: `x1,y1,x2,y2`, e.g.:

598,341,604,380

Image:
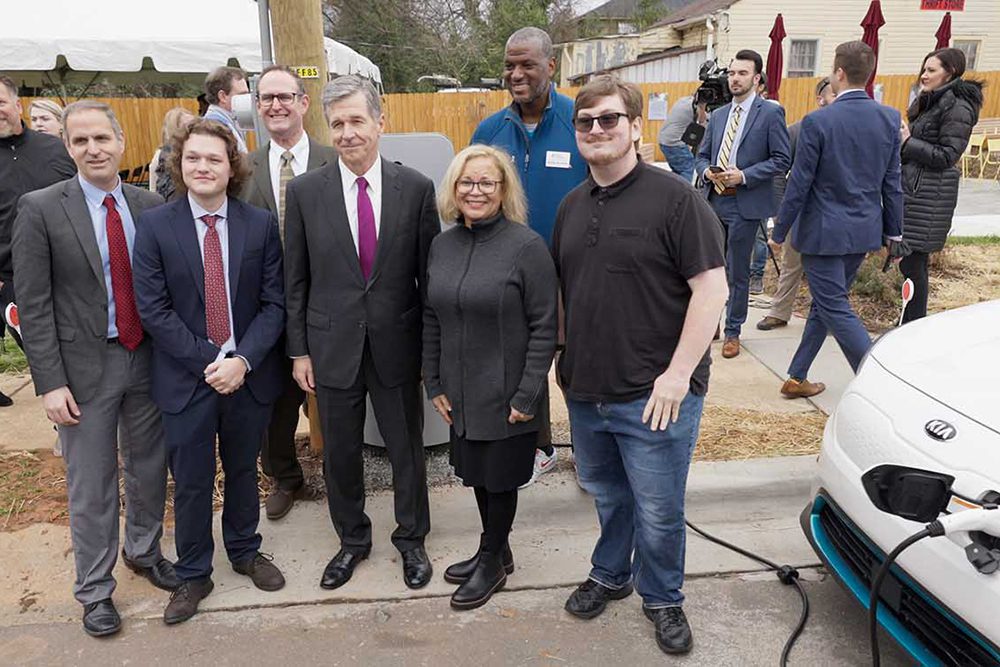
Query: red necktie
103,195,143,350
356,176,377,280
201,214,231,347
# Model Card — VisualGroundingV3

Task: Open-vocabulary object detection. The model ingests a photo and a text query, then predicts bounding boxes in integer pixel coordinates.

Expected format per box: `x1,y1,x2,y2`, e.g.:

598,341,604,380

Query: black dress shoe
443,540,514,584
320,549,369,590
163,578,214,625
122,550,181,591
401,546,432,589
82,598,121,637
564,579,633,620
450,551,506,611
644,606,693,654
233,552,286,591
0,389,12,408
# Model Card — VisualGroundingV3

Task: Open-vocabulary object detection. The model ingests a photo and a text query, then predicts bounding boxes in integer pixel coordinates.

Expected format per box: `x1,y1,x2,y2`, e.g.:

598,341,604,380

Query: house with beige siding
559,0,999,86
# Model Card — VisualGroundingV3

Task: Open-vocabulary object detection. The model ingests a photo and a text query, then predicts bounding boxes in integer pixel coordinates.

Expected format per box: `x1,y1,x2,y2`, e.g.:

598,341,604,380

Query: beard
581,137,633,167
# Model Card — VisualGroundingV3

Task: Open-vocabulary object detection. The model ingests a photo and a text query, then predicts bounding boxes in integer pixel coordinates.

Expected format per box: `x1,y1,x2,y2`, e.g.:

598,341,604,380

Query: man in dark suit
242,65,337,521
284,75,439,591
696,49,790,359
13,101,177,637
770,41,903,398
133,119,287,625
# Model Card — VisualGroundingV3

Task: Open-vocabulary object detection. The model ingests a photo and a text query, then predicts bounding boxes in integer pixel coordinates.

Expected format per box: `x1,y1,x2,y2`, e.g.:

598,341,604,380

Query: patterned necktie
103,195,143,350
201,214,231,347
715,105,743,194
277,150,294,240
356,176,377,280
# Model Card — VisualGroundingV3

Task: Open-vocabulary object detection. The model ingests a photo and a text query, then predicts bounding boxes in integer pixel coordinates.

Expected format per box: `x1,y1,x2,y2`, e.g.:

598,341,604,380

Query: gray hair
506,27,553,60
62,100,124,140
321,75,382,121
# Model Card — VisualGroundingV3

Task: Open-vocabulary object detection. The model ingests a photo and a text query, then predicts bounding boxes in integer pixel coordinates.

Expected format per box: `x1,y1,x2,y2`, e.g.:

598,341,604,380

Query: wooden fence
20,70,999,170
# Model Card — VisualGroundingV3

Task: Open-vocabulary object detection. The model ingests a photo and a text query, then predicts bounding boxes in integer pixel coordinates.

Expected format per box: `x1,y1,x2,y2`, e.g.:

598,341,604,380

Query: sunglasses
573,112,629,133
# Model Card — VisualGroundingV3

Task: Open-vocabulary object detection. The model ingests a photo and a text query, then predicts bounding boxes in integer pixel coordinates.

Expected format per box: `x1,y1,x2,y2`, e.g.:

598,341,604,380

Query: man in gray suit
243,65,337,521
13,101,178,638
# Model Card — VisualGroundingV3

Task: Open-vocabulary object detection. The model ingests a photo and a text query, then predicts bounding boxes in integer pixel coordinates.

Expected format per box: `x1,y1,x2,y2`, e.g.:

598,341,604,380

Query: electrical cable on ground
685,520,809,667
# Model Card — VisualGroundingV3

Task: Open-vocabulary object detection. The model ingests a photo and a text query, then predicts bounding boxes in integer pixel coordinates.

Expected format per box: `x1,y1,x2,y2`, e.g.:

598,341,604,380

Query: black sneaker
644,606,693,654
564,579,633,619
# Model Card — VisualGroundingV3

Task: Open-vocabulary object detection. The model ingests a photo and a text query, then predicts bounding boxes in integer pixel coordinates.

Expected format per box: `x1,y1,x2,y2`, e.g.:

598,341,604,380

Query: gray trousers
767,242,806,322
59,341,167,605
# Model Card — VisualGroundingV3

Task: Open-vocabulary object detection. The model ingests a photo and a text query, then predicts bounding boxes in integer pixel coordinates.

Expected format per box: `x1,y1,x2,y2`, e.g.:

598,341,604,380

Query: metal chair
981,136,1000,181
960,134,986,178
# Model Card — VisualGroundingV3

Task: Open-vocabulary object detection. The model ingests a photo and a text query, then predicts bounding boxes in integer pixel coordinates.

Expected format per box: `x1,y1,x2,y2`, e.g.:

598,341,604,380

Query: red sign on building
920,0,965,10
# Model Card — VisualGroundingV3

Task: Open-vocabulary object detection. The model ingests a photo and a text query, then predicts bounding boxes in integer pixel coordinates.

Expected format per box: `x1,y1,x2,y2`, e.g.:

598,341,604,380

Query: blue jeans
710,194,762,338
750,224,768,279
660,143,695,183
568,392,706,608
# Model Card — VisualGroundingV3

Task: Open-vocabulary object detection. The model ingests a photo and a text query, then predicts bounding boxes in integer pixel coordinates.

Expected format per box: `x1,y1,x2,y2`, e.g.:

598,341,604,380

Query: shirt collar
835,88,868,101
339,154,382,191
734,91,756,114
207,103,235,121
587,159,644,198
505,83,555,123
188,192,228,222
269,131,309,165
79,174,125,209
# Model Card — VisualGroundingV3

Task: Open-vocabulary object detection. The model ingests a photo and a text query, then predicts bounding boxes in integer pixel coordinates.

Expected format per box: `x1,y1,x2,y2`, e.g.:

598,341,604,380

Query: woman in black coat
423,144,558,611
899,47,984,323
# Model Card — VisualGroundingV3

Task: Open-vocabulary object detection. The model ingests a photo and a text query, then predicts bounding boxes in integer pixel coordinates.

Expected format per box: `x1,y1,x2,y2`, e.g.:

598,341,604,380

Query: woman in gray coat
899,47,984,322
423,144,558,611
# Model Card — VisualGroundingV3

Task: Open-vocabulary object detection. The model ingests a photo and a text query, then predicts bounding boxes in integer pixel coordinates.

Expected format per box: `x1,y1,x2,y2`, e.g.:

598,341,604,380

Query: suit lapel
368,158,400,285
323,161,366,286
60,178,106,298
306,138,333,170
741,97,764,139
227,198,246,305
252,145,278,214
171,197,206,305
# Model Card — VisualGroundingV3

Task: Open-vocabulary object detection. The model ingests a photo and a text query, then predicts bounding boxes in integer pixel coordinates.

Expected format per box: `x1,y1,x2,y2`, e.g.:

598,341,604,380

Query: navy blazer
772,90,903,255
695,96,791,219
132,196,285,414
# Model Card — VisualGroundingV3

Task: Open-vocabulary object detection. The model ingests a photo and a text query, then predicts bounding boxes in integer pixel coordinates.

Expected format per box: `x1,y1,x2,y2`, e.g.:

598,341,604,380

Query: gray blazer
12,177,163,401
242,136,337,232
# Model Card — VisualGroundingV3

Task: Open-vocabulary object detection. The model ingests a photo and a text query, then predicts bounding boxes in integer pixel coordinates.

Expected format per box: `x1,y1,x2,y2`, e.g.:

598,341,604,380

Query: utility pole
266,0,330,453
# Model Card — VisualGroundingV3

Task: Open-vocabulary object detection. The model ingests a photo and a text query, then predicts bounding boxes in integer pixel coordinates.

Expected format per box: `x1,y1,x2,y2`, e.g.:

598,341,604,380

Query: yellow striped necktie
278,150,295,241
715,105,743,194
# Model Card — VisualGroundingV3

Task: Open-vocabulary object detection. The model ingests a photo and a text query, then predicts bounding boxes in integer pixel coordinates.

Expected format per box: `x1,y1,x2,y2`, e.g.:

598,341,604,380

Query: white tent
0,0,380,88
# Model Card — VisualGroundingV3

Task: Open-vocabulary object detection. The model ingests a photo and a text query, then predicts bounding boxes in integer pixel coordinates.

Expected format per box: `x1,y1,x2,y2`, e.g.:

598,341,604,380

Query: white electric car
801,299,1000,666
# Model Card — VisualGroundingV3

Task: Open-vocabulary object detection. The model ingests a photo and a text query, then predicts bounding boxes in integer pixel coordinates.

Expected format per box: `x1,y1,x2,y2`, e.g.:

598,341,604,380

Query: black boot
450,551,506,611
444,537,514,584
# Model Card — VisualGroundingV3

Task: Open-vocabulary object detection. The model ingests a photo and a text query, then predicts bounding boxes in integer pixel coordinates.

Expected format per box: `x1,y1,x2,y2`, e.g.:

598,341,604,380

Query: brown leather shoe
721,337,740,359
781,378,826,399
265,488,295,521
756,316,788,331
232,552,286,591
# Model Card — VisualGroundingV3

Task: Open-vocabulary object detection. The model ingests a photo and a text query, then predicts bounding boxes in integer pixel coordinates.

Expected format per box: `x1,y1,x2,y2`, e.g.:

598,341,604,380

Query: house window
953,39,980,70
617,21,636,34
788,40,818,78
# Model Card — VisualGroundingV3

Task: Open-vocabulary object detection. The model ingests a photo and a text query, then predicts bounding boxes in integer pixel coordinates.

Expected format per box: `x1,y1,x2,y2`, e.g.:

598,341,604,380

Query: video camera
694,60,732,112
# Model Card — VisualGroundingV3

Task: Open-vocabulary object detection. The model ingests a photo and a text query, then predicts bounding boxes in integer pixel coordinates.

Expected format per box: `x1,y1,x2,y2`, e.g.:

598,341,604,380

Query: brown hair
833,41,876,86
920,47,967,83
63,100,124,140
160,106,195,145
815,76,831,96
204,66,247,105
259,65,307,94
168,118,250,198
0,74,18,97
574,74,643,121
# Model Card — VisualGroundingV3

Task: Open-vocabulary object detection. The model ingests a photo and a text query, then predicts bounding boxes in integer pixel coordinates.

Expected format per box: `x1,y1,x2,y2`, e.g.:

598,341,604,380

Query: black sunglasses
573,112,629,133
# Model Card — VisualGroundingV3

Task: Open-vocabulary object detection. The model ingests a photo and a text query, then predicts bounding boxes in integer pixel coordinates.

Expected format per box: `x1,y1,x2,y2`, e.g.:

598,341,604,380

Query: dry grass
693,405,826,462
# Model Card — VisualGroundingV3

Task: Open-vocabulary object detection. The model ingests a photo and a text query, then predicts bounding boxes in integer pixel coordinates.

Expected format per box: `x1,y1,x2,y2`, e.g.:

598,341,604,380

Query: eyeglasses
456,179,501,194
257,92,300,105
573,113,629,133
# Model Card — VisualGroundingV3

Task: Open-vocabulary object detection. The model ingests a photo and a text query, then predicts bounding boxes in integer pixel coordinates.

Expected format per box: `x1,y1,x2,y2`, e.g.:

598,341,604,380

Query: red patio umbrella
860,0,885,98
935,12,952,49
766,14,786,102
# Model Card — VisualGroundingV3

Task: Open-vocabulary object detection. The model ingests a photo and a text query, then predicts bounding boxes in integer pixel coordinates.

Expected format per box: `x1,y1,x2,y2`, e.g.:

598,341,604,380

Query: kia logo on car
924,420,957,441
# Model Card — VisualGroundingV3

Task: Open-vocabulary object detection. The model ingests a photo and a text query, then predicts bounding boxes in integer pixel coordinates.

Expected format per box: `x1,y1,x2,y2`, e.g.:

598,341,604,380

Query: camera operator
695,50,790,360
657,92,707,183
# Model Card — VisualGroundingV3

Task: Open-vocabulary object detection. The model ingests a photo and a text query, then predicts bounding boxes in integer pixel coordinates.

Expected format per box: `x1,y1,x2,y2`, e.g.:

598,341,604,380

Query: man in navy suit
696,49,790,360
770,41,903,399
133,119,287,625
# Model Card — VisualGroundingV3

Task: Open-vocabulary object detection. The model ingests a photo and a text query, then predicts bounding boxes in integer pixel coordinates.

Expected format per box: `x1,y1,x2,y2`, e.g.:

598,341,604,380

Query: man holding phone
695,50,790,359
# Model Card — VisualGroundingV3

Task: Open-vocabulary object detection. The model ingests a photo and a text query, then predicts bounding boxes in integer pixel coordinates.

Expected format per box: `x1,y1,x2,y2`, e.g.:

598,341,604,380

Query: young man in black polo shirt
552,75,728,655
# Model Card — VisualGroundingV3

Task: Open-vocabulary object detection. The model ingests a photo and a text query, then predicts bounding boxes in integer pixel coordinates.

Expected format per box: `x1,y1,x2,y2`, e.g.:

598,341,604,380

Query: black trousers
900,251,930,324
261,357,306,492
315,340,429,554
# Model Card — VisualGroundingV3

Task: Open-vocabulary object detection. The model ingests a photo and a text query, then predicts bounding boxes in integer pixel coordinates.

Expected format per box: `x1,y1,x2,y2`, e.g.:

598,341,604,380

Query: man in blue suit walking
696,50,790,360
770,41,903,399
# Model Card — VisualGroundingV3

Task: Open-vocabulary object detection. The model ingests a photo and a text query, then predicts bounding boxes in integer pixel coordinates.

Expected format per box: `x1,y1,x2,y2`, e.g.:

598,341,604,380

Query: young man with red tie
133,119,286,625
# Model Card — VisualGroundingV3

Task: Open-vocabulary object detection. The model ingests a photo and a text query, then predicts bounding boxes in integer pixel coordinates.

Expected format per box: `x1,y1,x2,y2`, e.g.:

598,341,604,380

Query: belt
716,186,737,197
107,336,119,345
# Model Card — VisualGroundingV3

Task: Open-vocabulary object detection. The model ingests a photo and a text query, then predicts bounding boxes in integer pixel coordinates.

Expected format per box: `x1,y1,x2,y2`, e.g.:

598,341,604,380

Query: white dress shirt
338,155,383,254
188,194,238,364
268,132,310,209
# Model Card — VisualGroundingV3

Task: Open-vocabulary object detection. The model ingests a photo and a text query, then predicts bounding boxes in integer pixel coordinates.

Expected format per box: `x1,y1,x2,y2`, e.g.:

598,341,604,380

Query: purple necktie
356,176,377,280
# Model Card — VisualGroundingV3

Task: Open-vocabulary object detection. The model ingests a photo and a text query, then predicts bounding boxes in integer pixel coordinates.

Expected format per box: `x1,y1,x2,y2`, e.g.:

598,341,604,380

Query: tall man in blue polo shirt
472,27,588,486
696,49,790,360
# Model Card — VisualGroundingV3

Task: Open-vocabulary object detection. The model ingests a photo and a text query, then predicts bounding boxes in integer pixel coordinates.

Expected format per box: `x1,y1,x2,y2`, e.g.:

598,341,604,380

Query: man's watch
225,351,251,373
